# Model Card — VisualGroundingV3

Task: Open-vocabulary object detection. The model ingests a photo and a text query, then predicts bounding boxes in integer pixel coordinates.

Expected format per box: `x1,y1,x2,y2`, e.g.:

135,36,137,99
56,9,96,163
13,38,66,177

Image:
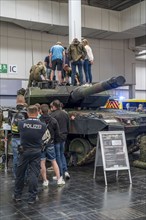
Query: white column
68,0,81,43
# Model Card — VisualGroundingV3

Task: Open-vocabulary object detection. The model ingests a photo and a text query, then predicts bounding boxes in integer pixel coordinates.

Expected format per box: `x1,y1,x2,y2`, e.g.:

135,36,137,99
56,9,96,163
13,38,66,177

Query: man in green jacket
68,38,87,86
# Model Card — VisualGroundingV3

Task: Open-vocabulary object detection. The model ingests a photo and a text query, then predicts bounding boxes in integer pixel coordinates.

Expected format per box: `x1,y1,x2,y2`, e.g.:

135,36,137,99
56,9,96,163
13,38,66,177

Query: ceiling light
138,50,146,55
136,55,146,60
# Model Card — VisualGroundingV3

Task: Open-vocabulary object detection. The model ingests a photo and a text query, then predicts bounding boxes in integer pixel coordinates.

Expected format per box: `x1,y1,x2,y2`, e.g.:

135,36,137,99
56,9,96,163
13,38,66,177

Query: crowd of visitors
12,37,94,204
10,97,70,204
28,38,94,87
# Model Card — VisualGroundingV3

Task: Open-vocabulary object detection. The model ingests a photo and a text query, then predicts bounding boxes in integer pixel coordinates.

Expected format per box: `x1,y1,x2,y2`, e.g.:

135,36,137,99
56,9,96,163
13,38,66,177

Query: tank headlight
127,120,131,124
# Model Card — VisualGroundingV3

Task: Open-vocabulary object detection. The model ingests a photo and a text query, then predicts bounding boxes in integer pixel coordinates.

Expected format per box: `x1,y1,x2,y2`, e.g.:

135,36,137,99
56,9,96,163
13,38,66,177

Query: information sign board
93,131,132,185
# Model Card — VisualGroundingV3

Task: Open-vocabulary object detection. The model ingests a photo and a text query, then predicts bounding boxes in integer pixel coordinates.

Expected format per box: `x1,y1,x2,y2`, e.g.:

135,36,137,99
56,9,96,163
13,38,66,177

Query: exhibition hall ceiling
58,0,144,11
0,0,145,49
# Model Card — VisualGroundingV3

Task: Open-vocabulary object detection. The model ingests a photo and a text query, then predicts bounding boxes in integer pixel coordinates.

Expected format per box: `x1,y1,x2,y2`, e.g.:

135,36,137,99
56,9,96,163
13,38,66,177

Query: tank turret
25,76,125,107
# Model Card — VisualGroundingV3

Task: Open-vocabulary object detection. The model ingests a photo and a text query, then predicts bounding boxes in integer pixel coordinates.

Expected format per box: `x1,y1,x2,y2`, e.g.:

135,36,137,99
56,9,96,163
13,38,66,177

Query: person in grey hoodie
68,38,87,86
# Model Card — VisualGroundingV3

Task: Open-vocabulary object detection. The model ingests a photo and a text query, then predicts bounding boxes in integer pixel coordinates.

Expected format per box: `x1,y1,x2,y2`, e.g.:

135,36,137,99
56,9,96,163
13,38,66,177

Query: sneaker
28,196,39,205
64,171,70,180
12,194,21,202
57,176,65,186
82,83,90,87
53,176,57,181
42,180,49,187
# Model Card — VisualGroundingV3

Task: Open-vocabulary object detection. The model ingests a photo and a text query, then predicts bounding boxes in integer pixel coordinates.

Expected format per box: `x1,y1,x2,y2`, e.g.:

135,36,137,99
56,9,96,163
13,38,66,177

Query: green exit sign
0,64,8,73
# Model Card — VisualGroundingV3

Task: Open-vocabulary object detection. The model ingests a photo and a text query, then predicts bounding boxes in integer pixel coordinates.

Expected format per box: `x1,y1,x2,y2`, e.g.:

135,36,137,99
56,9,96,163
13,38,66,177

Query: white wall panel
109,11,120,32
124,49,135,85
0,21,8,36
99,48,112,79
31,40,43,64
0,0,16,18
16,0,39,22
141,1,146,24
84,6,101,29
121,8,131,31
38,0,52,23
111,40,124,50
81,5,85,27
101,9,109,31
8,37,25,79
99,39,111,49
31,31,42,41
0,36,8,64
52,2,60,25
135,60,146,90
112,50,124,77
131,4,141,28
60,3,68,26
25,39,33,79
89,38,100,48
92,47,100,82
8,24,25,38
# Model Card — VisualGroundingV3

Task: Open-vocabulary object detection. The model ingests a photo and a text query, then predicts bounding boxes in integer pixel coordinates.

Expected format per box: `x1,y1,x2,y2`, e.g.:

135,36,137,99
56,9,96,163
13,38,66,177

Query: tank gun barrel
71,76,126,102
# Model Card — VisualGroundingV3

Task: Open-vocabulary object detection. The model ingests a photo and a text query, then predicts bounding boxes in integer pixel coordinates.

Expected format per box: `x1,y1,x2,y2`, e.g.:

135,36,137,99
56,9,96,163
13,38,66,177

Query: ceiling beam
111,0,135,10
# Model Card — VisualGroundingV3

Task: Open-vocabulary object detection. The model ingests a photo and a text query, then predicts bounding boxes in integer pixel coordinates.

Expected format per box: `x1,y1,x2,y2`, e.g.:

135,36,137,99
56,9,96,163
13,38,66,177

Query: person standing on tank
49,42,65,85
82,39,94,86
50,100,70,180
44,50,52,80
68,38,87,86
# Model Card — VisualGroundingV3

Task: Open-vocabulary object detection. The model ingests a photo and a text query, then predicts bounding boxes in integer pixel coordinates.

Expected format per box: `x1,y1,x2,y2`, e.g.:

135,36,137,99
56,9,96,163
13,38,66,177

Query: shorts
41,143,56,161
52,59,63,71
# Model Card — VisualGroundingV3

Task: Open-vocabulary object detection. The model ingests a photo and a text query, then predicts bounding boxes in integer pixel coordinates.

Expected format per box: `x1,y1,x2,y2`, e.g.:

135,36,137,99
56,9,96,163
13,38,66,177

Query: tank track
77,147,96,165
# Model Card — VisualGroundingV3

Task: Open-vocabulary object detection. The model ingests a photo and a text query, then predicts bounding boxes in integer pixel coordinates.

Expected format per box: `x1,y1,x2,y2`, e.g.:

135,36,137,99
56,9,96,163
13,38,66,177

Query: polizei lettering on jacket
23,123,42,129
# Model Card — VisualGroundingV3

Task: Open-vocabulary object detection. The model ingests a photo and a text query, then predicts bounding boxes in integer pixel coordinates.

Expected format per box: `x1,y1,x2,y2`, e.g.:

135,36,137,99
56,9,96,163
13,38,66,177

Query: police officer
13,105,50,204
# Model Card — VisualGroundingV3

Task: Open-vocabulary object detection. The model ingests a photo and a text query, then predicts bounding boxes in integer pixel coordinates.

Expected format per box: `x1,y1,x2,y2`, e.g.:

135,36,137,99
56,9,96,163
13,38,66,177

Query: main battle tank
24,76,146,168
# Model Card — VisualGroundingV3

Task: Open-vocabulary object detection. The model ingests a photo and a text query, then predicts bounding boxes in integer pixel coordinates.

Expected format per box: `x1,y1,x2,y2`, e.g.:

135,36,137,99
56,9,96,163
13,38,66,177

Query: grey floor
0,161,146,220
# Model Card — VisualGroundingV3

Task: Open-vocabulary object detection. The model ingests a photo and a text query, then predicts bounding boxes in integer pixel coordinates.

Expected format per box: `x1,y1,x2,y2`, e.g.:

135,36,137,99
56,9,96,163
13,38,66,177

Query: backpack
11,109,27,134
77,43,87,60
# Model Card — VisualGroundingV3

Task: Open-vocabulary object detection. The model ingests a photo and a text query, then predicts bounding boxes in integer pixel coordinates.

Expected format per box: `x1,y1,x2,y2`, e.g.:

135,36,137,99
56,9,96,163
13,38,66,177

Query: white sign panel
93,131,132,185
9,65,17,74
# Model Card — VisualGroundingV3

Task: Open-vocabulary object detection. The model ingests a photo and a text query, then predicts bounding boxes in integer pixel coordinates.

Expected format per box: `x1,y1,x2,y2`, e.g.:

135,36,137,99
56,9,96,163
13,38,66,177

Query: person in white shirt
82,39,94,86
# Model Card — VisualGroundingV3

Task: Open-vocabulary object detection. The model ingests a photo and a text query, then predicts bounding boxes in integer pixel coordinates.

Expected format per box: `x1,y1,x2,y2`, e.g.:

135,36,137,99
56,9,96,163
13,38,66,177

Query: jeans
14,149,41,200
46,68,52,79
83,59,92,83
54,142,68,176
11,137,20,178
71,60,83,85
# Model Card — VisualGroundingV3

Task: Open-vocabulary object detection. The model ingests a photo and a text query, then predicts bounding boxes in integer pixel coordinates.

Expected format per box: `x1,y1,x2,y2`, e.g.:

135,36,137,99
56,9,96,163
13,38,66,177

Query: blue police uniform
14,118,50,203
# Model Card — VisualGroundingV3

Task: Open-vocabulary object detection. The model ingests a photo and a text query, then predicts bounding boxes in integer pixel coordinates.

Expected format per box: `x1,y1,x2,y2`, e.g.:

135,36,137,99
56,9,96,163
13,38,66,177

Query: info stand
93,131,132,186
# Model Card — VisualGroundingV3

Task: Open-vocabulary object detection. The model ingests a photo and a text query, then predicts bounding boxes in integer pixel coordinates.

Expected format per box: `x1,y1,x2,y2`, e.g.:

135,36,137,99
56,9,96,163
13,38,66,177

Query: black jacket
50,109,69,141
40,114,60,143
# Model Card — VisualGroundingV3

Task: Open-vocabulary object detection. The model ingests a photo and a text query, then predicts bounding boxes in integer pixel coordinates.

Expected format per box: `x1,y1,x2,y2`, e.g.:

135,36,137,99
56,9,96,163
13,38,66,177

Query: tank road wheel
88,134,97,146
69,138,91,166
